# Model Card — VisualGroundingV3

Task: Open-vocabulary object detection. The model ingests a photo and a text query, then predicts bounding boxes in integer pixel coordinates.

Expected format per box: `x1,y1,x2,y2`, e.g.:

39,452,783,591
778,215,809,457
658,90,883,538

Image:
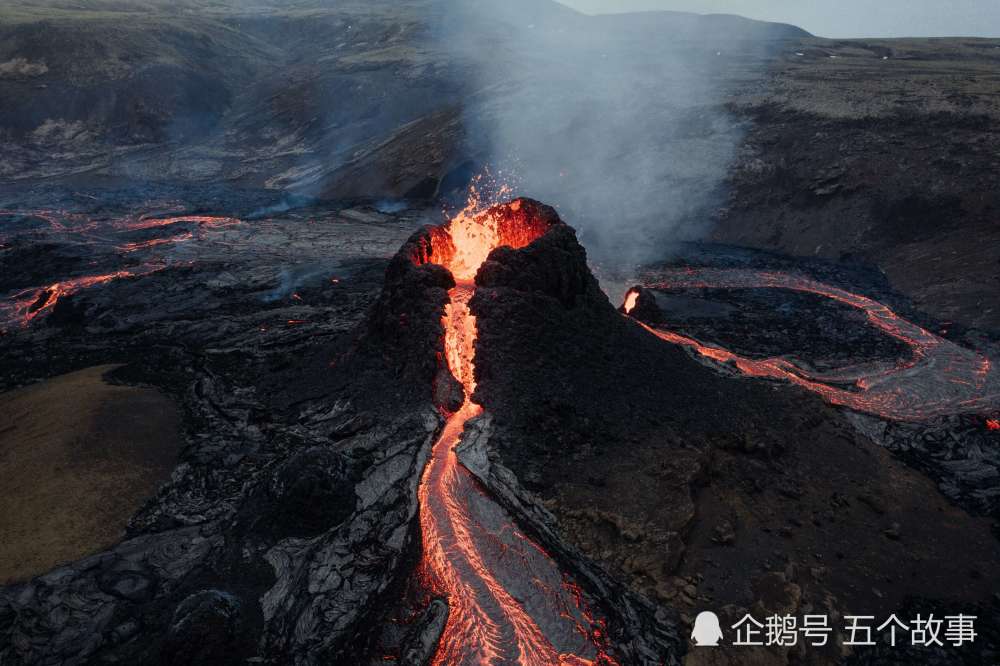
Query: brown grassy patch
0,365,182,584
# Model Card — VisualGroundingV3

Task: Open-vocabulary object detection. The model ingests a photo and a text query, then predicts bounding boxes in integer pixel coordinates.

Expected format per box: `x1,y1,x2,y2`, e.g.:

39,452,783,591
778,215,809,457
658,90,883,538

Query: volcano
1,193,998,666
350,198,677,664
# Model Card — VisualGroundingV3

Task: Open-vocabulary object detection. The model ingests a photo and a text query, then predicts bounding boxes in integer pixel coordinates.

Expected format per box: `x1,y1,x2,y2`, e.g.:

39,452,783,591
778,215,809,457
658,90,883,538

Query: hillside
716,37,1000,331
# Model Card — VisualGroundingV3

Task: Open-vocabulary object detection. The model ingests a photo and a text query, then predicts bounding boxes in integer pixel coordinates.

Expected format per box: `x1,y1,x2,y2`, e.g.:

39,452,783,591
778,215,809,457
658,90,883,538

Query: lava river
625,268,999,422
417,202,617,665
0,208,240,330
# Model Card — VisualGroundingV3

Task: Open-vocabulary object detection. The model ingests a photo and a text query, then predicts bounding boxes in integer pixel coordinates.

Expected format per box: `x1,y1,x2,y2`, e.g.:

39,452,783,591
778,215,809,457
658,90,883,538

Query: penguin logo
691,611,724,647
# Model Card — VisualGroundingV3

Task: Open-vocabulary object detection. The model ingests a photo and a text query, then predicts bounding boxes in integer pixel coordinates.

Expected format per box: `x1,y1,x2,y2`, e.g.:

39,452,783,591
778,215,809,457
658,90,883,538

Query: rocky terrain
717,38,1000,333
0,1,998,665
471,230,1000,665
0,185,442,664
2,5,996,337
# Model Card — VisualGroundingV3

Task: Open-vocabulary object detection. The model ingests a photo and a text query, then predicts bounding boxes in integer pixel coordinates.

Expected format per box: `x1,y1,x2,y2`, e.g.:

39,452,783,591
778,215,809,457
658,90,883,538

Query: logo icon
692,611,724,647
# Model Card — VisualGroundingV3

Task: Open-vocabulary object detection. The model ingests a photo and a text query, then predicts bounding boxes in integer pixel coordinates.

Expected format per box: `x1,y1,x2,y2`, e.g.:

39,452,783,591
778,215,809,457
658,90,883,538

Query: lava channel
1,265,164,329
417,200,618,665
0,209,241,329
625,268,1000,422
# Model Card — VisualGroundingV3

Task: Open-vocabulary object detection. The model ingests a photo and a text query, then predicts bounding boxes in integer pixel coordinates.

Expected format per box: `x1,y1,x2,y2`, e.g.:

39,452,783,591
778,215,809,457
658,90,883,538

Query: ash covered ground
1,2,999,666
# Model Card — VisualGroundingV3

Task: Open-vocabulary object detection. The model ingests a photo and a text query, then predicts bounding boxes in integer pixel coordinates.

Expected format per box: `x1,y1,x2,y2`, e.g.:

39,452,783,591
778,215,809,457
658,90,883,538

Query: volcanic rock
475,203,598,310
234,447,358,541
0,207,449,665
711,521,737,546
336,224,455,411
163,590,243,666
467,201,1000,664
398,598,449,666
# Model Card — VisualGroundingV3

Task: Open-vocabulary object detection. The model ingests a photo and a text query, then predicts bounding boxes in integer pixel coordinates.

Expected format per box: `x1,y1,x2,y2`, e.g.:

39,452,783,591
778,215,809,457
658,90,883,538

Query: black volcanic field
0,2,999,665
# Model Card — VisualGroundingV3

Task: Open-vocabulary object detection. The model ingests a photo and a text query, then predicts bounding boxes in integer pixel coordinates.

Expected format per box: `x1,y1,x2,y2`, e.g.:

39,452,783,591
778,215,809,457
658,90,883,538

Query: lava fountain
416,199,618,665
624,268,1000,422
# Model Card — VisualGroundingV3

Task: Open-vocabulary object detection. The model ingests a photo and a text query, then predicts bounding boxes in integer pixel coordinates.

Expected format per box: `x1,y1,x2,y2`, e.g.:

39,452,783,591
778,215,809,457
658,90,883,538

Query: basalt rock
476,224,602,309
398,598,449,666
336,225,455,411
163,590,243,666
234,447,359,542
0,201,447,665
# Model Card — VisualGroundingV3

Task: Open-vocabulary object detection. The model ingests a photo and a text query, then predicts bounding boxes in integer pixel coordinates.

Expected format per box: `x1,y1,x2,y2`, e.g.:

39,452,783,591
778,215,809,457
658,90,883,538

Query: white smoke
436,0,781,266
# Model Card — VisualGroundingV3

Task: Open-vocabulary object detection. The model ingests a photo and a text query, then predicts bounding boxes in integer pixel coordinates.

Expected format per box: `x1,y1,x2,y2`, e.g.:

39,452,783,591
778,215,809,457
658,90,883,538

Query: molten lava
124,214,241,231
627,268,1000,422
2,206,243,329
1,267,163,329
417,199,617,665
622,290,639,315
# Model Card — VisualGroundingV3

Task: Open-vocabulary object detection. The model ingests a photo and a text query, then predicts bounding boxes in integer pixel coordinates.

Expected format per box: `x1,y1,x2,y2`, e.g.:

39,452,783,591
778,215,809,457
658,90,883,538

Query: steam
262,263,336,302
437,1,770,267
246,194,314,221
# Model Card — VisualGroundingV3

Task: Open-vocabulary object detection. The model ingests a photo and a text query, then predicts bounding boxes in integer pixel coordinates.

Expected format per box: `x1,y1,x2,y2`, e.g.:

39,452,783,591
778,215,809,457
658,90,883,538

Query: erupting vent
622,290,639,315
441,199,553,281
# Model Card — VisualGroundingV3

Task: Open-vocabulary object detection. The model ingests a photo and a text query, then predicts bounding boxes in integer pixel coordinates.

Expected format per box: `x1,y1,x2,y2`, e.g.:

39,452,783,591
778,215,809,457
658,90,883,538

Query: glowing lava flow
123,214,241,231
1,208,242,329
417,202,617,665
626,268,1000,422
1,266,164,329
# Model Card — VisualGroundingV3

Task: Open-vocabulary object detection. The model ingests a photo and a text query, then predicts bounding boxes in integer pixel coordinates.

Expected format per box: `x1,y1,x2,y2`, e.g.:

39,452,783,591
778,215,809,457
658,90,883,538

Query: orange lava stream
421,284,606,665
117,232,195,253
124,214,241,231
2,266,163,329
418,200,616,665
629,268,1000,421
2,208,242,329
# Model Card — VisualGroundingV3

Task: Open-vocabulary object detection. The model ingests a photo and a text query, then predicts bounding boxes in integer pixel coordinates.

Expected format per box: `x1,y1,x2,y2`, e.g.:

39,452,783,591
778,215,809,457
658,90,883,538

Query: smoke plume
437,0,783,267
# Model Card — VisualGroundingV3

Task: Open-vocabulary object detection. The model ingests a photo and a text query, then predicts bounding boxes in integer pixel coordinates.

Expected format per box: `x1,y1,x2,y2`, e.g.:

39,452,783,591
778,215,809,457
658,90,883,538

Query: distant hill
0,0,811,191
595,11,811,41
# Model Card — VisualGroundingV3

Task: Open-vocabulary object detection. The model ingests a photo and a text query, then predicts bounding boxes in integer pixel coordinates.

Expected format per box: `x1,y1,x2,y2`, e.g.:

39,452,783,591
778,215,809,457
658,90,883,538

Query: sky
557,0,1000,38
